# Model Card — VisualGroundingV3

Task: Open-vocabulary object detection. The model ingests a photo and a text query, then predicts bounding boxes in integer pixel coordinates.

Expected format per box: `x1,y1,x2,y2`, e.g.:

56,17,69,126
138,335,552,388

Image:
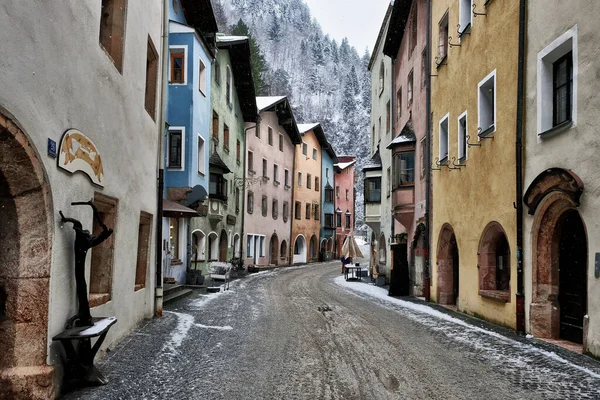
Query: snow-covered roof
386,133,416,148
335,160,356,171
216,35,248,44
256,96,286,111
297,123,319,134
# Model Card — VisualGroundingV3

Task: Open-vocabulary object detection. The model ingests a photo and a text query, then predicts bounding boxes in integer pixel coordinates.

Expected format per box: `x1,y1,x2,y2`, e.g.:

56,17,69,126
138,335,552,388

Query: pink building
382,0,428,296
334,156,356,257
243,96,301,267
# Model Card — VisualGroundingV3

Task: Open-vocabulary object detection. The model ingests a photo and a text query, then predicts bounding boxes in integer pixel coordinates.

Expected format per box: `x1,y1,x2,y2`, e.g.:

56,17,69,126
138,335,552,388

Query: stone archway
477,222,511,299
529,191,588,342
410,223,426,296
436,224,459,305
0,113,54,397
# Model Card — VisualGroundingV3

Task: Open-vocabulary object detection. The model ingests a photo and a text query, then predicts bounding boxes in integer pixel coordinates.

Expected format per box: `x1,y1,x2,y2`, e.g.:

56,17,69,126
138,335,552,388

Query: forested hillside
214,0,371,226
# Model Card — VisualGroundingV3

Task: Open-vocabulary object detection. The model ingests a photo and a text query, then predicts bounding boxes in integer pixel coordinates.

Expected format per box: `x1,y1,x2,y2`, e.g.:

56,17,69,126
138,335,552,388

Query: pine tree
231,18,268,95
268,14,282,41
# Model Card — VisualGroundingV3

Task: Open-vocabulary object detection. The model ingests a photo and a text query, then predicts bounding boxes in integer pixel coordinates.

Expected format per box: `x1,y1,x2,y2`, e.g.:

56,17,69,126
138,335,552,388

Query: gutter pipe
155,0,169,317
515,0,527,333
424,0,432,302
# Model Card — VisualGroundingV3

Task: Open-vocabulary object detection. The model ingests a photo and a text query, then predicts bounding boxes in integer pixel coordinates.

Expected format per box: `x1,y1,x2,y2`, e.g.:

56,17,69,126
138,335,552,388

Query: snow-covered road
66,262,600,399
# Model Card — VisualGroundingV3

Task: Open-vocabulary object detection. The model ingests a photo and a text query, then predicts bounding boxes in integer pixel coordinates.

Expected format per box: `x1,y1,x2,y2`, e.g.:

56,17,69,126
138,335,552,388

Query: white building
0,1,163,396
365,5,394,280
523,1,600,355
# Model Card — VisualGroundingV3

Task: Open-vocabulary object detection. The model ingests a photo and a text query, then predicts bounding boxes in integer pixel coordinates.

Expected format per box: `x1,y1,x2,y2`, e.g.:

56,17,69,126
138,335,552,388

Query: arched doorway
378,233,387,274
309,235,317,261
280,240,287,263
233,234,240,258
370,231,377,276
411,223,426,296
207,232,218,261
293,235,307,264
191,230,206,268
270,234,279,265
219,230,228,262
0,112,53,397
437,224,459,305
526,170,588,343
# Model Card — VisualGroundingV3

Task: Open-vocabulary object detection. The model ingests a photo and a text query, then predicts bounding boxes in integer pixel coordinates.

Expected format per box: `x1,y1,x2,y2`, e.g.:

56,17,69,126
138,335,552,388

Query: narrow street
64,260,600,400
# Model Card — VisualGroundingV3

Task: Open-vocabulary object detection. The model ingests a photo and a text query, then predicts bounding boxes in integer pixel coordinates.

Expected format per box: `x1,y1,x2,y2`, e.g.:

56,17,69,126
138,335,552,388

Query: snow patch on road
163,311,233,355
334,276,600,380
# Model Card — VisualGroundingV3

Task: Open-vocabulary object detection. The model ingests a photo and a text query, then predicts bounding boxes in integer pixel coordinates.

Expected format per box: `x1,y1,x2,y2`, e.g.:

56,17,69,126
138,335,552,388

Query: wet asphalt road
65,261,600,400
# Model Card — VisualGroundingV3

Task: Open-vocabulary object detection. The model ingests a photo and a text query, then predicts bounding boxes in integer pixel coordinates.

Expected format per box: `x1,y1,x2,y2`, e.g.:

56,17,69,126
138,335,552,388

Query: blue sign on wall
47,138,57,158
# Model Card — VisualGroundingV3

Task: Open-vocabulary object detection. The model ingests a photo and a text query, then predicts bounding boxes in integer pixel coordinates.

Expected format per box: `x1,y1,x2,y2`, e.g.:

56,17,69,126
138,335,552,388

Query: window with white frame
438,12,449,62
197,134,205,174
226,66,233,105
439,114,449,162
302,142,308,156
478,70,496,136
459,0,472,34
538,26,577,135
169,46,187,84
168,127,184,169
458,111,468,161
198,59,207,94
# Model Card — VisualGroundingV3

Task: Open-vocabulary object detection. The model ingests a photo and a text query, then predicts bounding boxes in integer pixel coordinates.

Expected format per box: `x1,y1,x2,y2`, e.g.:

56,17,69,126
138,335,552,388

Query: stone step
163,288,193,304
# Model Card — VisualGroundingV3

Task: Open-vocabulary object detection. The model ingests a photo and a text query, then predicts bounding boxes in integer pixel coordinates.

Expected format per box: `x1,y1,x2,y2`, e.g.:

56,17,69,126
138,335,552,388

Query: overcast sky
303,0,391,55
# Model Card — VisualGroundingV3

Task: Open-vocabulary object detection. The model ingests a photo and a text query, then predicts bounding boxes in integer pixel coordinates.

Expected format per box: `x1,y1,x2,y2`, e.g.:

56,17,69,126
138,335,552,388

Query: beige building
523,1,600,354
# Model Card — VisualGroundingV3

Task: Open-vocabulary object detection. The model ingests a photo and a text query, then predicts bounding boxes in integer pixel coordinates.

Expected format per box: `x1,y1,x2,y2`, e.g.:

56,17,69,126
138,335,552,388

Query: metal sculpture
60,201,113,328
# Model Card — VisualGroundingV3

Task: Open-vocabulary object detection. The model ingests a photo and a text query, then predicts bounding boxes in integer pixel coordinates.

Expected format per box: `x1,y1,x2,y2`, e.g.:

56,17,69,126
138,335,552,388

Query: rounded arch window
478,222,511,299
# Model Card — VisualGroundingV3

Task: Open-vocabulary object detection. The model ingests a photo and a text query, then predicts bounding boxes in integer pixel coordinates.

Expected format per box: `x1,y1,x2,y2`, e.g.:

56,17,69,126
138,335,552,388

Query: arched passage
270,234,279,266
293,235,307,264
309,235,318,261
530,191,588,343
0,112,53,397
219,230,228,262
411,223,426,296
191,230,206,267
436,224,459,305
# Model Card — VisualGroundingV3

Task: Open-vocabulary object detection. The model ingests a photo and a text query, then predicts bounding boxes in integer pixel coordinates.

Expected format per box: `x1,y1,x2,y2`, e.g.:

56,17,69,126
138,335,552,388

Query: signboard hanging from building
57,129,105,187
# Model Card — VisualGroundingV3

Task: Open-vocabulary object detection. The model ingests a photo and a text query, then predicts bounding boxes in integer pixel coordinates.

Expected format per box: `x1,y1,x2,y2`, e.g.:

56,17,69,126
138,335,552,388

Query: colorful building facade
243,96,301,267
292,125,324,264
383,0,429,296
187,34,257,275
431,0,520,328
335,156,357,257
320,139,338,261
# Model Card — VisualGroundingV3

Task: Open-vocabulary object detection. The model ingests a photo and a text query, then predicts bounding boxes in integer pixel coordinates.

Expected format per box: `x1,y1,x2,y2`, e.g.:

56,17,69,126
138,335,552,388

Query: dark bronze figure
60,201,113,328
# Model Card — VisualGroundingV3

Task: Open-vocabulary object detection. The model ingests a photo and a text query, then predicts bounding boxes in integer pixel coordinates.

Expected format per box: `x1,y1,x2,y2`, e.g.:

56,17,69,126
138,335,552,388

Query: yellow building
430,0,520,328
291,124,324,263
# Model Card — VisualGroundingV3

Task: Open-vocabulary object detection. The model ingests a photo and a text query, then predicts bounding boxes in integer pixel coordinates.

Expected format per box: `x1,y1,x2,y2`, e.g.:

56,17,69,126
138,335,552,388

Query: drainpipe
242,123,258,266
515,0,526,333
290,140,297,264
390,56,396,277
155,0,169,317
423,0,432,302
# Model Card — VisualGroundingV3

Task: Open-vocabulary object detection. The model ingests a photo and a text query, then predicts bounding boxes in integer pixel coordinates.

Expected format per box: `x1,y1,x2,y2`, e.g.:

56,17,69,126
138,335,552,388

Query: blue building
319,126,338,261
162,0,218,283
